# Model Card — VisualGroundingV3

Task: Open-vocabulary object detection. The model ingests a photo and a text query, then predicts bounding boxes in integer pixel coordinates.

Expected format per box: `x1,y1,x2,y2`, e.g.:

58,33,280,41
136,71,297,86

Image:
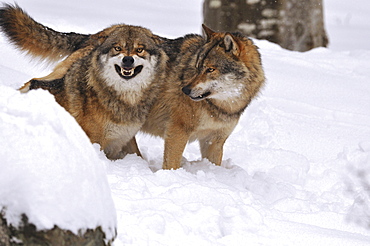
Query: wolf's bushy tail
0,3,89,62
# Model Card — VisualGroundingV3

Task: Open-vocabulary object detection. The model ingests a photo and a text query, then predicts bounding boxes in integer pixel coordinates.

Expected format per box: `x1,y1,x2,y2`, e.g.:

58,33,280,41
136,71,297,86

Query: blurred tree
203,0,328,52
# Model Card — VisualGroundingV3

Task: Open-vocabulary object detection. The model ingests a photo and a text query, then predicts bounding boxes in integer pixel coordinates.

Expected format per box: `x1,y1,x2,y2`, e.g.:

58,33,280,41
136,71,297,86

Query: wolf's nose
182,86,192,95
122,56,134,67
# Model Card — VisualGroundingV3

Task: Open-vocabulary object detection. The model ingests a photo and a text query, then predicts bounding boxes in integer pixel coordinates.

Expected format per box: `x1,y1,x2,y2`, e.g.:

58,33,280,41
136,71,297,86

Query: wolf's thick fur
0,4,264,169
141,26,265,169
3,15,168,160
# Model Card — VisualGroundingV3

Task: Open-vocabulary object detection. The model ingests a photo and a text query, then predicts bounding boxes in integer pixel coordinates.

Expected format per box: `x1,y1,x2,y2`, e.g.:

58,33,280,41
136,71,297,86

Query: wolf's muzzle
114,56,144,80
182,85,211,101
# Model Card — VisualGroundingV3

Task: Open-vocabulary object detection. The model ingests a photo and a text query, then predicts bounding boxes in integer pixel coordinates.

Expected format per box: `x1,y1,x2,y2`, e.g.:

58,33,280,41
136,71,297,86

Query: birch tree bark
203,0,328,52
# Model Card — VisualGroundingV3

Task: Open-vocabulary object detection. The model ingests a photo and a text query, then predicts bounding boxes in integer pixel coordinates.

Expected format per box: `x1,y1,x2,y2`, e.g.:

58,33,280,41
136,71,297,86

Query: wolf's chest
105,122,141,141
189,111,237,142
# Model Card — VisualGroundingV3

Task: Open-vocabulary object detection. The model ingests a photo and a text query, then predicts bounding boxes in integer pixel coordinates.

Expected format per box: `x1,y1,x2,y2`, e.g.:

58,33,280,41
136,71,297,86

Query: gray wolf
0,4,168,160
141,26,265,169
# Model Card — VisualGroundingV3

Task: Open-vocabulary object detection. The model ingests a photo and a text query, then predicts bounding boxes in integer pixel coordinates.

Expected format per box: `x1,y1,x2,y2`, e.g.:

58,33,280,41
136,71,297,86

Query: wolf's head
94,24,165,93
181,25,265,112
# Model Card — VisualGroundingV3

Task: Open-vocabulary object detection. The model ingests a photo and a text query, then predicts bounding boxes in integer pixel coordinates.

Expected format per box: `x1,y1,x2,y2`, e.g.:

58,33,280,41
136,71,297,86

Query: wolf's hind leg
19,46,94,93
19,81,31,93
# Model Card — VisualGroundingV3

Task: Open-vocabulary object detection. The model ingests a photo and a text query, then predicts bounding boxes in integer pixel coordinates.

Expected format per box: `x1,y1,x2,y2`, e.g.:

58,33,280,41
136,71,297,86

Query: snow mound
0,85,117,242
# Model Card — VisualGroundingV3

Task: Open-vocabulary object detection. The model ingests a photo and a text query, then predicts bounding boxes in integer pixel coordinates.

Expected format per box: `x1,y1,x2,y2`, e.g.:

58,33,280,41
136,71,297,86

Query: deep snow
1,0,370,245
0,87,117,242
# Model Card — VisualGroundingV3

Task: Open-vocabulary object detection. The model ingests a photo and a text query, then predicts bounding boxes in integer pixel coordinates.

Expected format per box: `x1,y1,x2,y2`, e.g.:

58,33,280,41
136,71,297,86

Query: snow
1,0,370,245
0,86,117,241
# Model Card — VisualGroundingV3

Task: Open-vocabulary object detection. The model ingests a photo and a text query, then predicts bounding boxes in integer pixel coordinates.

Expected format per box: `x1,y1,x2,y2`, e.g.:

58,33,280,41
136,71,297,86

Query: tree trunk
203,0,328,52
0,213,112,246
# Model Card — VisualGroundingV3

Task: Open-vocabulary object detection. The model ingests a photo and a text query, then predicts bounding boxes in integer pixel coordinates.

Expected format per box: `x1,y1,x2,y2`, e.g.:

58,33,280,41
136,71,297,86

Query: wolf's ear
91,34,108,45
152,34,166,45
224,34,240,56
202,24,215,41
90,26,116,45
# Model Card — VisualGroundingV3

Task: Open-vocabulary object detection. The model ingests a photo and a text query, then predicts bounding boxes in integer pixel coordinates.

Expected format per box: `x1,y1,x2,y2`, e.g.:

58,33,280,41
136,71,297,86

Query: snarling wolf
0,4,168,160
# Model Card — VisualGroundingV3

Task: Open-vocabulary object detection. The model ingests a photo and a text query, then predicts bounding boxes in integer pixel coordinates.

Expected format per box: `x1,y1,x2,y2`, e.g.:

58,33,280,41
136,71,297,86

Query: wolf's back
0,4,89,62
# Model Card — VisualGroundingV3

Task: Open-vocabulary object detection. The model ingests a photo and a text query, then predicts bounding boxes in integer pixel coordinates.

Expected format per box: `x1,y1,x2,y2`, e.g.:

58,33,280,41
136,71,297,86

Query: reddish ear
202,24,215,41
152,34,166,45
224,33,240,56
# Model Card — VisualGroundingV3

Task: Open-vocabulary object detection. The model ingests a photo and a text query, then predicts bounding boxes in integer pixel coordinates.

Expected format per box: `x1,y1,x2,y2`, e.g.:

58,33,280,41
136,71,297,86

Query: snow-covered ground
1,0,370,245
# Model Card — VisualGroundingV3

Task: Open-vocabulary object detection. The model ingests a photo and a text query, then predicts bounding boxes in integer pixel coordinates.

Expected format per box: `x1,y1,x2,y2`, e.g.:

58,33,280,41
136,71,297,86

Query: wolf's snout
122,56,134,67
182,85,212,101
182,86,192,95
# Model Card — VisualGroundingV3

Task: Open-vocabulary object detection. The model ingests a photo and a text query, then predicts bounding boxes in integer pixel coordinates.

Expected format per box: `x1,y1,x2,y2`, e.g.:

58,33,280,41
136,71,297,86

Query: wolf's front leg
103,137,141,160
163,123,190,170
124,137,142,157
199,133,228,166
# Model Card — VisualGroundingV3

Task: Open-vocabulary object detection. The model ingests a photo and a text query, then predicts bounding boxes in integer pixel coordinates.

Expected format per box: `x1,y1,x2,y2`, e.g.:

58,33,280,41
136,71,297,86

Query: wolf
0,4,265,169
0,4,168,160
141,26,265,169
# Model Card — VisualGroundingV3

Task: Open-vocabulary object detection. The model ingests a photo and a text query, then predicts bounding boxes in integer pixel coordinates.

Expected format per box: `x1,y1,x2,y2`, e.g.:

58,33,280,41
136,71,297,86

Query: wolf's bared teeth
121,67,134,76
114,64,143,80
190,91,211,101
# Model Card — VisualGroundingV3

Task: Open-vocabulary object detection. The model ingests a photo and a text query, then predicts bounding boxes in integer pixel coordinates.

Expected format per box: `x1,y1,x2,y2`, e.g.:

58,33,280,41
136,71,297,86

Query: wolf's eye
206,67,215,73
114,46,122,52
136,48,144,53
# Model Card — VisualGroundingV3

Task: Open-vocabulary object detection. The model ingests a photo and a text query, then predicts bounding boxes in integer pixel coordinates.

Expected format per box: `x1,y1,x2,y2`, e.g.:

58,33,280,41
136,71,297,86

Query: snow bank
0,86,116,241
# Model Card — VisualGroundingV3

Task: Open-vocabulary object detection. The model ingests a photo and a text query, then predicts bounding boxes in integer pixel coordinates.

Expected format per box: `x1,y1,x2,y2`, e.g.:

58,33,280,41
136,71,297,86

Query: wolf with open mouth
0,4,168,160
33,24,166,160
